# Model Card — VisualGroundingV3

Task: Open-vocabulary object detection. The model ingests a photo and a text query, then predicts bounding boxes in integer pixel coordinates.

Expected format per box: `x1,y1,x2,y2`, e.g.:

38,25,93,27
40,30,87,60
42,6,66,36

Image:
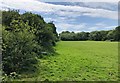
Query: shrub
2,25,37,74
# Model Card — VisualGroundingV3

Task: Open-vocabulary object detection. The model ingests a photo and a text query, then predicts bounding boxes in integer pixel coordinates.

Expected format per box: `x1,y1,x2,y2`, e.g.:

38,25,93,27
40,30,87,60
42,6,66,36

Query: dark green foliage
2,10,20,26
89,31,103,41
59,31,89,41
76,32,89,41
21,12,58,53
99,30,109,41
60,31,76,41
47,22,59,42
2,10,58,74
114,26,120,41
106,30,115,41
60,27,119,41
2,25,37,74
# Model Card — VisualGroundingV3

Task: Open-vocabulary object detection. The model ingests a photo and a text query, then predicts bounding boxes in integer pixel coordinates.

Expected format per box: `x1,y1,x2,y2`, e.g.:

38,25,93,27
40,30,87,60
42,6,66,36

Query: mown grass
22,41,118,81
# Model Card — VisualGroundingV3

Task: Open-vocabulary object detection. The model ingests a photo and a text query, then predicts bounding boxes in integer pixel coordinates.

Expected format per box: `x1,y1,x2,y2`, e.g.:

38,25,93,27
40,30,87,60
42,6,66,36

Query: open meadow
1,1,119,82
22,41,118,81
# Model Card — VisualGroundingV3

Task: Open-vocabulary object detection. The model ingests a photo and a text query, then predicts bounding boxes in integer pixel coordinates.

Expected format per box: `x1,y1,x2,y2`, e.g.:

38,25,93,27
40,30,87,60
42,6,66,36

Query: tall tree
114,26,120,41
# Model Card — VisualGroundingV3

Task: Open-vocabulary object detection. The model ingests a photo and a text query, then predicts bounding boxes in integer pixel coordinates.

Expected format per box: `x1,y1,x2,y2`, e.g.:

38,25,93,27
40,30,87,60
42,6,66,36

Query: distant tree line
59,27,120,41
2,10,58,74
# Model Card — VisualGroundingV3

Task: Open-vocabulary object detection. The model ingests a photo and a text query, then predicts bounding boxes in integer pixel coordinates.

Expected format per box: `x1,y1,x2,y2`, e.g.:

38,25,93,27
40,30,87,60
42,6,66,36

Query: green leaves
2,10,58,74
2,26,37,74
60,27,120,41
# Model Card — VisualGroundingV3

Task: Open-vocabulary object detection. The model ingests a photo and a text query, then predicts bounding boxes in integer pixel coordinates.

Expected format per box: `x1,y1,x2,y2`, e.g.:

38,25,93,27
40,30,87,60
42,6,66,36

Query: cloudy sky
1,0,118,33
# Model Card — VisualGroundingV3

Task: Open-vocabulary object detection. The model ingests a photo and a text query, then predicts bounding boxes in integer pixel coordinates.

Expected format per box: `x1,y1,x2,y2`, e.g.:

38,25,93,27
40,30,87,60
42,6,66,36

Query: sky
1,0,118,33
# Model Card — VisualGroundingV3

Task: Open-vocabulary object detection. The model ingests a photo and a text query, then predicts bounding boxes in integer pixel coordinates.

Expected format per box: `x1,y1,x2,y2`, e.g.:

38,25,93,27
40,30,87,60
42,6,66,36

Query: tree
114,26,120,41
106,30,115,41
2,10,20,26
21,12,58,53
2,10,58,74
47,22,59,45
99,31,109,41
59,31,76,41
76,32,89,41
89,31,102,41
2,24,37,74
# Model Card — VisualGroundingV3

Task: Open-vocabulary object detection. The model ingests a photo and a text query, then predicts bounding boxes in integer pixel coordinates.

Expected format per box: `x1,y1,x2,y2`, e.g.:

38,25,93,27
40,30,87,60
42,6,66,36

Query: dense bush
2,10,58,74
2,27,37,74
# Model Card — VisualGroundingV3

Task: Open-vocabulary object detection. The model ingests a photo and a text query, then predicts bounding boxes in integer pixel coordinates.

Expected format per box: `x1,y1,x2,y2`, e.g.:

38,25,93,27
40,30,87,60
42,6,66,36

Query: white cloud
88,24,116,31
81,2,117,11
56,23,87,33
64,0,119,2
44,17,67,23
56,22,117,33
1,0,118,20
40,0,119,2
1,0,117,33
88,26,116,32
55,7,117,19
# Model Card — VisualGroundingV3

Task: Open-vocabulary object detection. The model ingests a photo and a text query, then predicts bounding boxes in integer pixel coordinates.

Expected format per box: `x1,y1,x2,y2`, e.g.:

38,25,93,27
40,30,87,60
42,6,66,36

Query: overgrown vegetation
2,10,58,75
59,26,120,41
20,41,118,81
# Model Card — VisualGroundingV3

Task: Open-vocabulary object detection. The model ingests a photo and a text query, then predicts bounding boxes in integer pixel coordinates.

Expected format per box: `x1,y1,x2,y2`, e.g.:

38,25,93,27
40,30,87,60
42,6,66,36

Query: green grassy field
22,41,118,81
